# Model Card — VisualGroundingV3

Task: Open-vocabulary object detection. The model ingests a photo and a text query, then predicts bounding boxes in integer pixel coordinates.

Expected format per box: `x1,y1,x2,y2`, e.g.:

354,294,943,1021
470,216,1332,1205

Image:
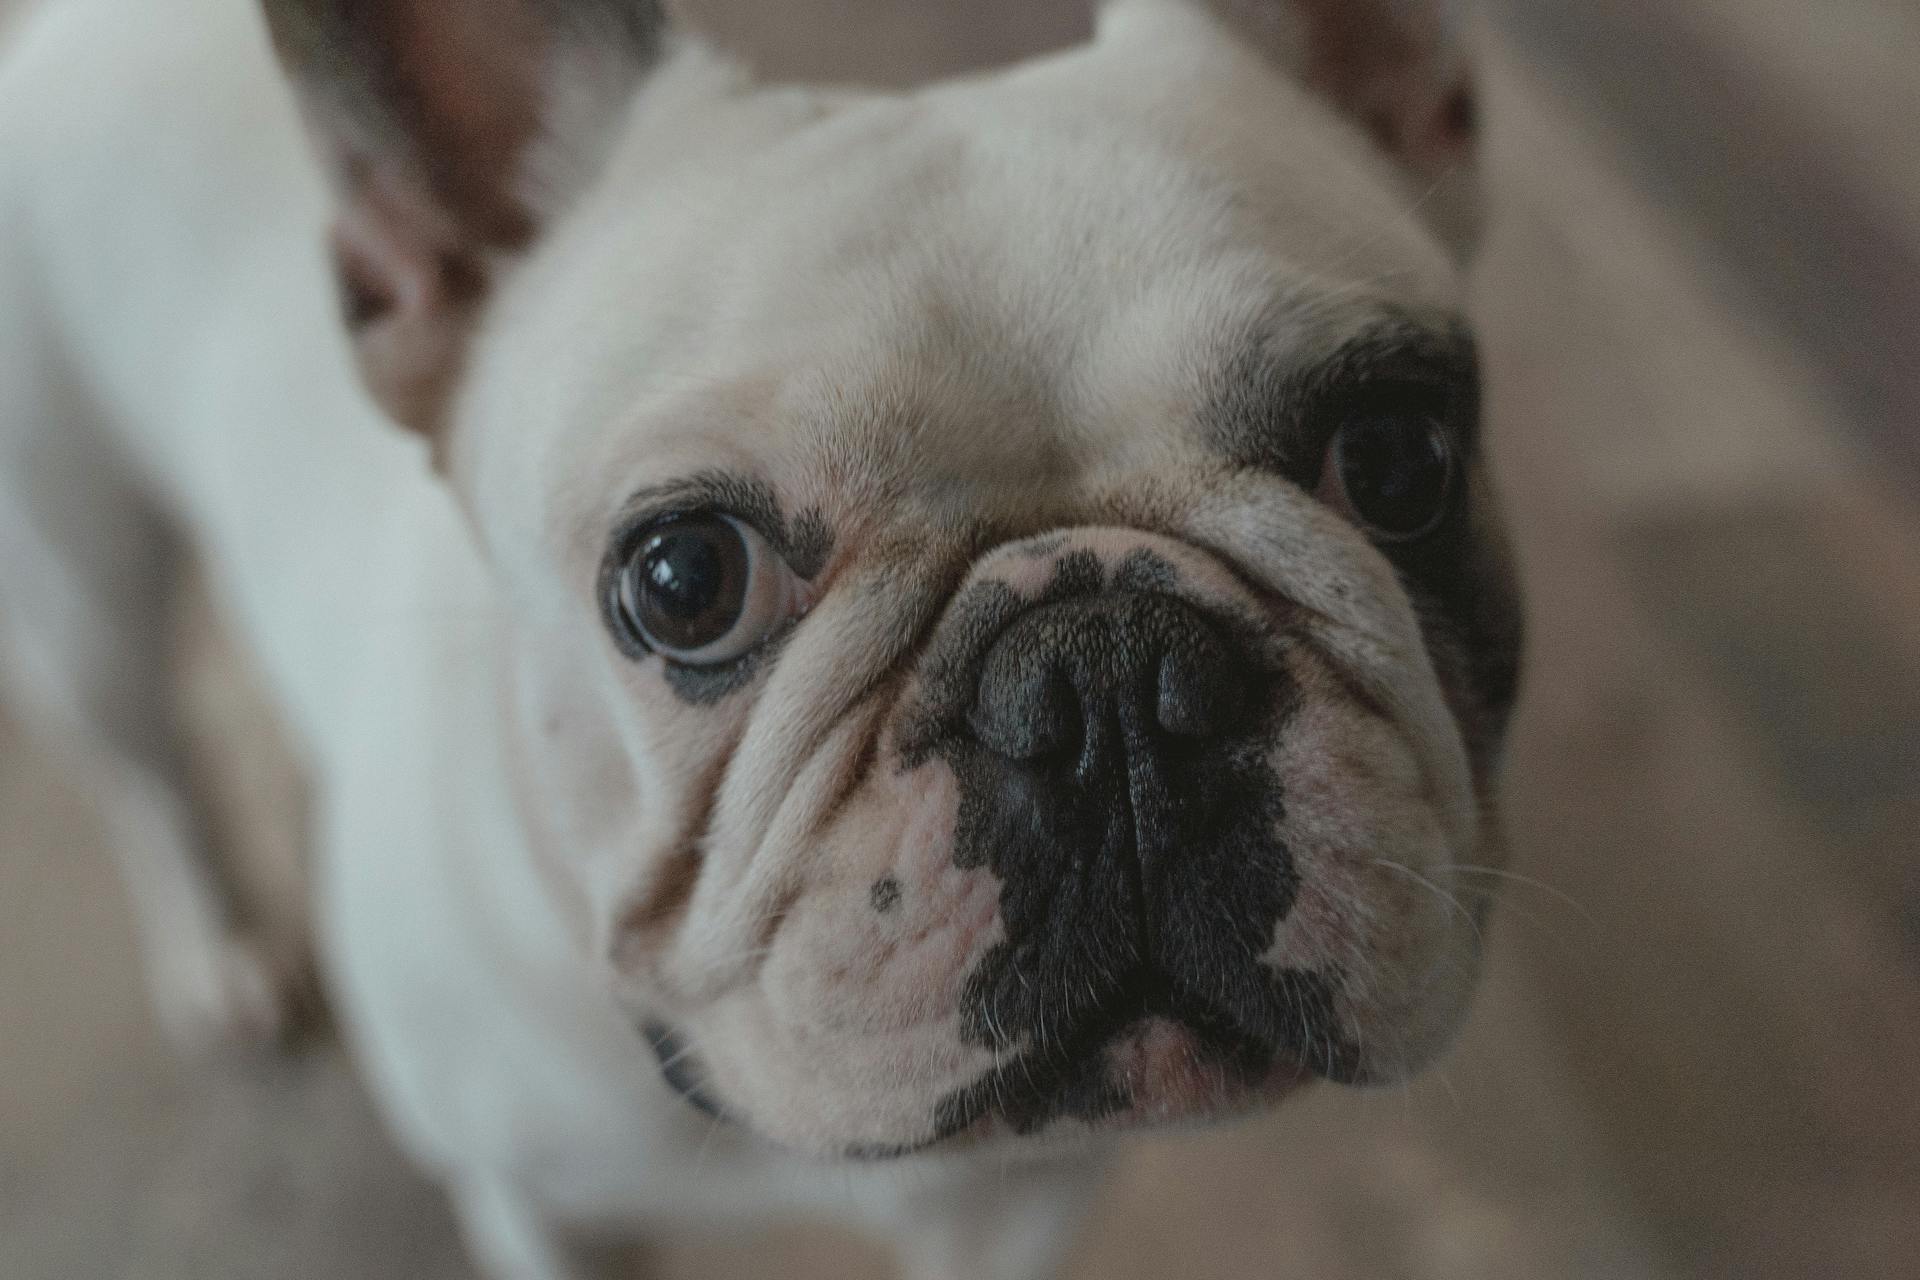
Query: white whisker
1451,864,1598,929
1370,859,1484,950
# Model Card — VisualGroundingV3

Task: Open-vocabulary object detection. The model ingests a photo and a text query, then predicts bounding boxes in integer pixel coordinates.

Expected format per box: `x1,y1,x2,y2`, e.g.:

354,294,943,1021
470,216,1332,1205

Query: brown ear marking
261,0,671,437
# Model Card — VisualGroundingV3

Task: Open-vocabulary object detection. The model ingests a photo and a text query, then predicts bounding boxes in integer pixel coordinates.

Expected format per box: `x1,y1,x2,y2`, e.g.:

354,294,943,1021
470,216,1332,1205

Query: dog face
269,0,1518,1155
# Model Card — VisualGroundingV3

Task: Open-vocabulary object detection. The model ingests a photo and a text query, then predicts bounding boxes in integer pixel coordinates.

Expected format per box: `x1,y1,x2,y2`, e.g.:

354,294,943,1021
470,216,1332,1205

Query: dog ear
1107,0,1476,181
261,0,679,436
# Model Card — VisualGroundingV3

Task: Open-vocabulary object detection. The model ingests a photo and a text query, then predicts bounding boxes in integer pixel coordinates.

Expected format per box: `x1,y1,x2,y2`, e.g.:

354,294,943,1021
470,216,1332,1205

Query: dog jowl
260,0,1520,1156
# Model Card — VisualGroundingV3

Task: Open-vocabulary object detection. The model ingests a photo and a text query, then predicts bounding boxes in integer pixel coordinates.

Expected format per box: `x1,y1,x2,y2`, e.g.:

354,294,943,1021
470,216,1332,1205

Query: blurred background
3,0,1917,1277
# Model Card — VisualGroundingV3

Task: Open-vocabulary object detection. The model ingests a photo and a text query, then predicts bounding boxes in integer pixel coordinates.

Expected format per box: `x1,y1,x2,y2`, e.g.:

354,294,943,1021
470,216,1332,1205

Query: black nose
967,591,1248,772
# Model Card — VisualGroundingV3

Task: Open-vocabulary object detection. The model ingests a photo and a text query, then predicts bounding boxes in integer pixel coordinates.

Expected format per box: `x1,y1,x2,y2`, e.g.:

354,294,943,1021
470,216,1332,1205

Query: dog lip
895,1056,1312,1162
641,1020,730,1122
925,995,1329,1149
842,1012,1322,1163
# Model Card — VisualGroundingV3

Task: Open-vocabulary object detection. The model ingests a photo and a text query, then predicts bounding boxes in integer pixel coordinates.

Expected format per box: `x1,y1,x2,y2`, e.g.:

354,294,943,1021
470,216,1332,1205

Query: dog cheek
692,990,981,1153
772,760,1006,1036
685,760,1021,1148
1260,673,1468,1070
699,899,1009,1152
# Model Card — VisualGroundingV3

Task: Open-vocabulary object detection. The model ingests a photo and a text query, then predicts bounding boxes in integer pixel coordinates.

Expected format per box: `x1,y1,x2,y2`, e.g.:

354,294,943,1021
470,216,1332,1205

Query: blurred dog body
0,0,1516,1276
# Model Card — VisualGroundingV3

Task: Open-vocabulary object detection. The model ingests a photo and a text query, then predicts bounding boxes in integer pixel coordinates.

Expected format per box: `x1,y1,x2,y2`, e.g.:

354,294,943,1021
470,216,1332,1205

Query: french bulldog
0,0,1520,1275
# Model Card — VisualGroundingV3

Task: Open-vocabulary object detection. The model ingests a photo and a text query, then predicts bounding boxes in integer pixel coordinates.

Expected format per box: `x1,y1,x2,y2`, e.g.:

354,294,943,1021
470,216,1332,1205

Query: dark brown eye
1323,414,1457,541
611,514,797,665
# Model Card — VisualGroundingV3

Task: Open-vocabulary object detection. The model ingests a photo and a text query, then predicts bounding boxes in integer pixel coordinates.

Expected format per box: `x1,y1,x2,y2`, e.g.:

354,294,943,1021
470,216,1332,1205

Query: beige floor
5,2,1919,1278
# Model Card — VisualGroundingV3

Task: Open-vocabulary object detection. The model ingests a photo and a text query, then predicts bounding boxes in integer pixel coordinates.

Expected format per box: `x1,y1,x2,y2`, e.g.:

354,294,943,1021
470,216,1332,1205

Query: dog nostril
1157,644,1239,738
968,662,1077,762
967,591,1247,767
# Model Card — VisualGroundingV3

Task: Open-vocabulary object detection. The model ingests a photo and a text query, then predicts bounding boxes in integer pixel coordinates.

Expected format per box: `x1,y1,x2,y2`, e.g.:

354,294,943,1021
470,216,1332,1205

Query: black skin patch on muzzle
902,551,1359,1134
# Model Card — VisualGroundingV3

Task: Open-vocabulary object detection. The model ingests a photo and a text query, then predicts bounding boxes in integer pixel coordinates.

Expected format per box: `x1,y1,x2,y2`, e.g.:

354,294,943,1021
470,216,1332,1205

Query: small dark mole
870,877,902,913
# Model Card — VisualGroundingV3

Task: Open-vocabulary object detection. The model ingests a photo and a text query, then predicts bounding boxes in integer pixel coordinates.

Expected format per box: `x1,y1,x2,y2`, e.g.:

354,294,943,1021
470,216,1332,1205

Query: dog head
266,0,1519,1156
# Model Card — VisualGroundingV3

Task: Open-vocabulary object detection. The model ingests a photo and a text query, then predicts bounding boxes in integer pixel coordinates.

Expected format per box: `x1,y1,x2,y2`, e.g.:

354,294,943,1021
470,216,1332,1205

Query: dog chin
925,1025,1319,1155
645,1011,1324,1162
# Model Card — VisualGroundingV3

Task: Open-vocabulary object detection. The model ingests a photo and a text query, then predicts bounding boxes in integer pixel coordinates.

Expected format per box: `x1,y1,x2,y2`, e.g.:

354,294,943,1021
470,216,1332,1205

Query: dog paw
151,932,323,1058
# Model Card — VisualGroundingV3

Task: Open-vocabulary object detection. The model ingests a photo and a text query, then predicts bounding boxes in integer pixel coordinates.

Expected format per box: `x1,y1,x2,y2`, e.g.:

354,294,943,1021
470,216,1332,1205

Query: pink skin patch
769,757,1005,1035
1098,1021,1311,1129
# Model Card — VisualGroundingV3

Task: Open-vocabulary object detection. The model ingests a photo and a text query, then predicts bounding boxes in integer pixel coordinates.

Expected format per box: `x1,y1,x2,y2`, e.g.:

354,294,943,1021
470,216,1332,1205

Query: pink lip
910,1025,1315,1158
1101,1020,1312,1125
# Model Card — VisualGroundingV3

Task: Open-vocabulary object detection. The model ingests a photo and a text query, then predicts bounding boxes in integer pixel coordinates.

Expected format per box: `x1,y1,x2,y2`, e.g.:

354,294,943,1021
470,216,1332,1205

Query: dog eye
1320,414,1457,541
610,514,799,665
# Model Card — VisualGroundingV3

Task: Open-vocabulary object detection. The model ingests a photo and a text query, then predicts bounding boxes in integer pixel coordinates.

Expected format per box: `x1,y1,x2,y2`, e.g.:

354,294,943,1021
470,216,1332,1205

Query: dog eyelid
614,472,790,556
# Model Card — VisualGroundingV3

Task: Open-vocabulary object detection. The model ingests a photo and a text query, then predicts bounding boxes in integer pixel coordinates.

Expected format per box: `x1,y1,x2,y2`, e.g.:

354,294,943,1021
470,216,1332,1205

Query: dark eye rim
1297,356,1473,540
1326,410,1461,544
598,507,781,670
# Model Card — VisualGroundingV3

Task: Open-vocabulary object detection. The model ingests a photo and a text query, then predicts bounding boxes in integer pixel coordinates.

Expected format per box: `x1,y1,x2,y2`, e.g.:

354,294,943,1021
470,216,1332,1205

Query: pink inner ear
1440,82,1477,143
332,200,428,333
267,0,669,439
327,175,487,437
1285,0,1475,172
368,0,549,249
1415,78,1478,173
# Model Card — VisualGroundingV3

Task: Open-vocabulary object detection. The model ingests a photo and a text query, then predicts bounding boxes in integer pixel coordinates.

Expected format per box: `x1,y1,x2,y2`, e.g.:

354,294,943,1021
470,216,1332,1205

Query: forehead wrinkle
788,310,1084,528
